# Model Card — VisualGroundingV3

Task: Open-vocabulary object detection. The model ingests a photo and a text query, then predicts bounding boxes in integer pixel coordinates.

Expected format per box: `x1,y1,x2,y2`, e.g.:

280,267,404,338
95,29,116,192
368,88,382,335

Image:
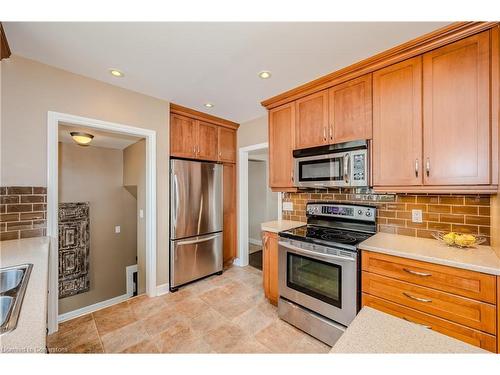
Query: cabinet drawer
362,271,497,334
362,251,496,304
362,293,497,352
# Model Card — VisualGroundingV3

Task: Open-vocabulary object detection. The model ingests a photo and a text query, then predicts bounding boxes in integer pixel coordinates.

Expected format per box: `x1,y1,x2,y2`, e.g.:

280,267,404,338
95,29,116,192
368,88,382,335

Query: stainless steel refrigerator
169,159,223,291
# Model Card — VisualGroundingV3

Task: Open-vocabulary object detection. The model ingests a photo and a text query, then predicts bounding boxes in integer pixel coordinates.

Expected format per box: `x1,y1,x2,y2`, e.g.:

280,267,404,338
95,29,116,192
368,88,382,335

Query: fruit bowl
431,231,487,249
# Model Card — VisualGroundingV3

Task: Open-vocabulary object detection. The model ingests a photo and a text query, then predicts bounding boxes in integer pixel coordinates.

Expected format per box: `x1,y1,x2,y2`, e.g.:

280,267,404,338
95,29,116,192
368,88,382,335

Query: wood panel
372,56,423,187
170,114,197,159
362,271,497,334
328,74,372,143
197,121,219,161
223,163,237,265
0,23,11,61
363,293,497,352
269,102,296,189
262,231,279,305
170,103,239,130
295,90,329,149
423,31,491,185
218,127,237,163
498,276,500,353
362,251,497,303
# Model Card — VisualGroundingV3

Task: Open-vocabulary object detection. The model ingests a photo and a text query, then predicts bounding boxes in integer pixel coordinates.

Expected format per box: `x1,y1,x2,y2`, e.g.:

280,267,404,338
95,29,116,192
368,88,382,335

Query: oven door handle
279,241,356,263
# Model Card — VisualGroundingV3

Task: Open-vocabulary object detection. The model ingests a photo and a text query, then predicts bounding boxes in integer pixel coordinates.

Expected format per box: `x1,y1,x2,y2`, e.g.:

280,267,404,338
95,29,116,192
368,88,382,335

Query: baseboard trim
233,258,244,267
249,238,262,246
58,293,130,323
156,283,170,296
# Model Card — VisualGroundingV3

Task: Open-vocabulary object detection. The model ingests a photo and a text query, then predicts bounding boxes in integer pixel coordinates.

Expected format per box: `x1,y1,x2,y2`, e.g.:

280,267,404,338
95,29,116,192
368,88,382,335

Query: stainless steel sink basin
0,264,32,335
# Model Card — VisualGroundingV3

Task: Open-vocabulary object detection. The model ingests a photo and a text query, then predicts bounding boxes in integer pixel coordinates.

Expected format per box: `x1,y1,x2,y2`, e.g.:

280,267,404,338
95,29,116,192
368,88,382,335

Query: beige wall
1,55,169,285
123,139,146,294
238,115,268,148
248,160,268,241
58,143,137,314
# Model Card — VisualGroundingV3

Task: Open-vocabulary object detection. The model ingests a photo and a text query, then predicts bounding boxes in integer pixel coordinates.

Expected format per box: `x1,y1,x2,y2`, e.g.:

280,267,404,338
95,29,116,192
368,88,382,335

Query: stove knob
357,209,363,215
365,211,372,217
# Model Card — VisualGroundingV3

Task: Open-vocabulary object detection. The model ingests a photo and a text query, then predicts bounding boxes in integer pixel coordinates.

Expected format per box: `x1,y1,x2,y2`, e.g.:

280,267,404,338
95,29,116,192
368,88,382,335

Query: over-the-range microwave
293,140,369,188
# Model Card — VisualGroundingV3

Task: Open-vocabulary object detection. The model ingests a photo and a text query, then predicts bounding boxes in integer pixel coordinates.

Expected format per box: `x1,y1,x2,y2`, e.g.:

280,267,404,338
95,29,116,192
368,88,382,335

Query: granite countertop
359,232,500,276
330,307,487,353
261,220,305,234
0,237,50,353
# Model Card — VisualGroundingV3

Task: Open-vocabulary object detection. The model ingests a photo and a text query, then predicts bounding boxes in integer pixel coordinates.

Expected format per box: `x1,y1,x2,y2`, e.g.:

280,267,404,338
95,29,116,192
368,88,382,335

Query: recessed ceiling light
204,103,214,108
258,71,272,79
109,69,124,78
70,132,94,146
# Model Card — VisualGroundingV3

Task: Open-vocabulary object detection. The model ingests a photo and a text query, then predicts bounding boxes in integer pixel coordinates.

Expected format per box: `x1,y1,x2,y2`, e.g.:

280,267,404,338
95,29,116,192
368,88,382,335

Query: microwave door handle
344,153,350,183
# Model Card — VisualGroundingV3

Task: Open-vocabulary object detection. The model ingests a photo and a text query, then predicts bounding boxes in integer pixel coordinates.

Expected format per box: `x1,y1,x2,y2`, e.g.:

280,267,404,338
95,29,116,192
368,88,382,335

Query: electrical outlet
283,201,294,212
115,225,121,234
139,209,144,219
411,209,423,223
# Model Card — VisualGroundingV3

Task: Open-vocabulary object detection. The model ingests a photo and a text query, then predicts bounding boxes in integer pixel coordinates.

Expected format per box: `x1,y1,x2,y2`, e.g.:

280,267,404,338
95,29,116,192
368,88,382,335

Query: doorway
237,142,282,267
47,112,157,334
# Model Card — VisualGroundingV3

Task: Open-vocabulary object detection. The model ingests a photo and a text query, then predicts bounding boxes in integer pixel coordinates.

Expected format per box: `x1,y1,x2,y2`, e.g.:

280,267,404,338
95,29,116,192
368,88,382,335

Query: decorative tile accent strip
282,188,491,244
0,186,47,241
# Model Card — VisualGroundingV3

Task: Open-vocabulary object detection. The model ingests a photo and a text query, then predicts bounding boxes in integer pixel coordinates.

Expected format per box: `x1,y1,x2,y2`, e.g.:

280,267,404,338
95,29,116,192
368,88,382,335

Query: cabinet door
373,57,423,186
223,163,237,265
197,121,219,161
269,102,296,189
295,90,329,149
423,31,490,186
170,114,197,158
329,74,372,143
218,127,237,163
262,231,278,305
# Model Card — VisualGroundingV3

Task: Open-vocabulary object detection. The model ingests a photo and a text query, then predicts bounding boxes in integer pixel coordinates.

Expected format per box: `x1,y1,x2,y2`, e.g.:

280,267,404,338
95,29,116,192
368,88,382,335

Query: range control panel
306,203,376,222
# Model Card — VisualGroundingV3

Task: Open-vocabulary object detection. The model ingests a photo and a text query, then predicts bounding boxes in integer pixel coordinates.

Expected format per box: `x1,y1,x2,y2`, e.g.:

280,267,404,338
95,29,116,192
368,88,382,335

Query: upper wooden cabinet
269,102,296,190
329,74,373,143
373,57,422,187
423,31,491,186
295,90,329,149
170,114,198,159
218,127,237,163
169,104,239,163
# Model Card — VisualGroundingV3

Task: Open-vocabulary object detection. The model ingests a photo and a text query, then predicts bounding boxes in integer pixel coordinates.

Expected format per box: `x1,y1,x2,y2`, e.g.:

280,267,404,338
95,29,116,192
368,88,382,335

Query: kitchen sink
0,264,32,335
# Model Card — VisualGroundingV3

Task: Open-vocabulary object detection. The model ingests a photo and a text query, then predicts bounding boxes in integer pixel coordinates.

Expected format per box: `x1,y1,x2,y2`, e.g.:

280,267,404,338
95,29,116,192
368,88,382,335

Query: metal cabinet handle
329,126,333,141
415,159,419,178
403,268,431,277
426,158,430,177
323,127,327,141
403,292,432,303
291,172,294,182
403,317,432,330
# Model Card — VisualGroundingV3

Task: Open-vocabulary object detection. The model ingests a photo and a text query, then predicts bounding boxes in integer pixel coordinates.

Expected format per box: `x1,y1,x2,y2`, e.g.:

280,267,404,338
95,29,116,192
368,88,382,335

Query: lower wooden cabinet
262,231,279,305
223,163,237,266
361,250,499,352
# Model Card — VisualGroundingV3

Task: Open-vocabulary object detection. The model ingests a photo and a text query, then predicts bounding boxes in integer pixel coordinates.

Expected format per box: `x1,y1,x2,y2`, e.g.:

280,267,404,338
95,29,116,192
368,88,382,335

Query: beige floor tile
230,337,273,354
160,288,194,304
154,320,204,353
231,306,277,336
101,320,150,353
47,314,100,353
203,322,248,353
128,294,167,319
188,307,228,334
69,338,104,354
142,306,184,336
173,297,211,319
254,319,320,353
93,301,137,336
121,338,160,353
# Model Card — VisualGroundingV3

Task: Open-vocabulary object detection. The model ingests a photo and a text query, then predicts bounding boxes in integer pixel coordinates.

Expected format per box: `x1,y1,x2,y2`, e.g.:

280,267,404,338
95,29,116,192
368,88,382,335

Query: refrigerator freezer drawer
170,232,223,288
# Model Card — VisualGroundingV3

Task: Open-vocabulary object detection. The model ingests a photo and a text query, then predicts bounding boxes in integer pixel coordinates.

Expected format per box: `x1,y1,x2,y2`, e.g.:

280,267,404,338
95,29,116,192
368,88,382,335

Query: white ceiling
5,22,449,123
59,123,142,149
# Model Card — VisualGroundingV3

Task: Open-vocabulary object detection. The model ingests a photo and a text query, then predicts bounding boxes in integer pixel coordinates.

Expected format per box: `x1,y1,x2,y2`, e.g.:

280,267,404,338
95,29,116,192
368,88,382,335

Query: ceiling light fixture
109,68,124,78
258,71,272,79
70,132,94,146
204,103,214,108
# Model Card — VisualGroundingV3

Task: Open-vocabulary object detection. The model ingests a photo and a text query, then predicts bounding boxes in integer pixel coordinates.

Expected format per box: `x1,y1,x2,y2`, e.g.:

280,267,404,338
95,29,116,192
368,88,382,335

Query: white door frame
46,111,157,334
236,142,282,267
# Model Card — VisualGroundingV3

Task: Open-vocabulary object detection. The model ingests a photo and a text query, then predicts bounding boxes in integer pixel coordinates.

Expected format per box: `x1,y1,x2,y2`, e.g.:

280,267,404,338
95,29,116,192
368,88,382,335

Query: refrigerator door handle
173,173,180,230
176,234,219,246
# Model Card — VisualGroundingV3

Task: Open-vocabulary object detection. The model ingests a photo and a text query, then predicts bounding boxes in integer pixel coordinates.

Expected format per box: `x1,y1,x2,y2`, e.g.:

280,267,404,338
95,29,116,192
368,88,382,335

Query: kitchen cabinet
423,31,491,186
170,114,198,159
362,250,499,352
218,127,237,163
197,121,219,161
262,231,279,305
223,163,237,266
269,102,296,191
328,73,372,143
373,57,422,187
295,90,329,149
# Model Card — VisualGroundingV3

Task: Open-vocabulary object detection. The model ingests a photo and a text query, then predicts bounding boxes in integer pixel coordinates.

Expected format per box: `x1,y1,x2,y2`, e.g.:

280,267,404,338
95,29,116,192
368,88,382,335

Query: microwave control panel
352,153,365,181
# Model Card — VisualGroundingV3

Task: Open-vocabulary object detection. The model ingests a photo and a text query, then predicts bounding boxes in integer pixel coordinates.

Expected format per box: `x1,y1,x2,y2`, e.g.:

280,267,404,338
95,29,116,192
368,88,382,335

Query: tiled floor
47,265,331,353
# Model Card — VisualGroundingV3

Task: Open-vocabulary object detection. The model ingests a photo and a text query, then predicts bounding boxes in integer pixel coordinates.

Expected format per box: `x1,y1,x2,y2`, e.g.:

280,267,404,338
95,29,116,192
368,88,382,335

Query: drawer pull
403,268,432,277
403,317,432,330
402,292,432,303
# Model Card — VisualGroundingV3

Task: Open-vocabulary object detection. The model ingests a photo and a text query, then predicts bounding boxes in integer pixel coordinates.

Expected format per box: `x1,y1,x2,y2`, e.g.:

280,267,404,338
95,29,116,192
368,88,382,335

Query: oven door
278,239,358,327
294,153,347,188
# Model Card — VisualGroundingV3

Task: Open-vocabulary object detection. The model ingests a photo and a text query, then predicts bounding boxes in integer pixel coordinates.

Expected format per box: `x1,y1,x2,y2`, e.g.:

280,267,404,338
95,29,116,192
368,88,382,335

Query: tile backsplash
0,187,47,241
282,189,491,244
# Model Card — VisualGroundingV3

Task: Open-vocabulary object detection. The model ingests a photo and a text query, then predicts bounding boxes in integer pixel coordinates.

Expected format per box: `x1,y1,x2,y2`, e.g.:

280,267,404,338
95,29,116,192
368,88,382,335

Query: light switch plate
411,209,423,223
283,202,294,212
115,225,121,234
139,209,144,219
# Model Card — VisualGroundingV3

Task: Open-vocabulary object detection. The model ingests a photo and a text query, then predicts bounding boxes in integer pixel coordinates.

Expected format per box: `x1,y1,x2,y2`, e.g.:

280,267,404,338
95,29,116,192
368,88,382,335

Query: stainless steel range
278,202,376,346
